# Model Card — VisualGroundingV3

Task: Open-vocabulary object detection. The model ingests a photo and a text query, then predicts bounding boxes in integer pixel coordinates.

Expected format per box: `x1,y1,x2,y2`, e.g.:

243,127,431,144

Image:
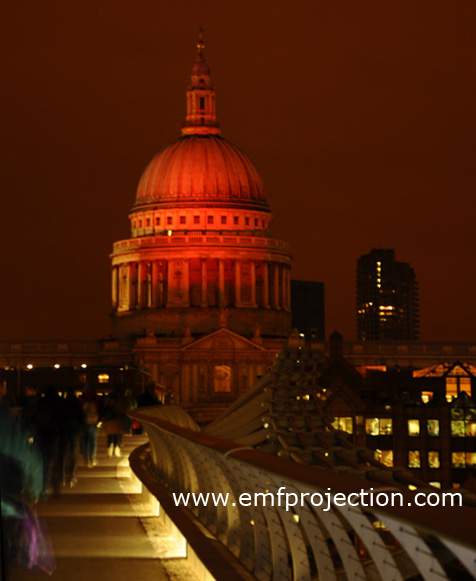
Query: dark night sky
2,1,475,342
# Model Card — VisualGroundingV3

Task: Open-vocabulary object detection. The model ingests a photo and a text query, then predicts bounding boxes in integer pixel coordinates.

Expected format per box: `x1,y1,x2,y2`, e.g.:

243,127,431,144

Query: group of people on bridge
0,380,160,576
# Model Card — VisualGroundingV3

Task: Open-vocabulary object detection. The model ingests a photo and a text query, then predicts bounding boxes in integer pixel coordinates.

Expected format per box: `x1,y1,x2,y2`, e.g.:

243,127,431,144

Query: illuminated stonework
111,36,291,340
109,34,292,419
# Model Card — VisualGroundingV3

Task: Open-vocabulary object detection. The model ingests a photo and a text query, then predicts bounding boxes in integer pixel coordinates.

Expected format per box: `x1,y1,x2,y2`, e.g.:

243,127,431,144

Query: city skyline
2,1,476,342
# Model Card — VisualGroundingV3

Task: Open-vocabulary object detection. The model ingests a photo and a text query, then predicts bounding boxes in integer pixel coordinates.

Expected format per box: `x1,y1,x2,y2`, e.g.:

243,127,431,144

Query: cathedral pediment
183,329,266,352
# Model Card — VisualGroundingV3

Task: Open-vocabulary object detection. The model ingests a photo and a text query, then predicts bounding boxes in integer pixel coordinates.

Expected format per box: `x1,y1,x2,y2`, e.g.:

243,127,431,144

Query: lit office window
408,450,421,468
428,451,440,469
466,422,476,437
407,419,420,437
98,374,109,384
446,374,472,399
446,377,458,400
451,420,476,437
365,418,393,436
452,452,465,468
375,449,393,467
332,417,353,434
466,452,476,467
460,377,472,395
427,419,440,437
451,421,465,437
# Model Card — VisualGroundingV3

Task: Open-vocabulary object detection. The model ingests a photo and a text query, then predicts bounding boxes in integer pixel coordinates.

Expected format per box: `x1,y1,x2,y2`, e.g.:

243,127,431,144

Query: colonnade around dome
112,257,290,313
111,233,292,341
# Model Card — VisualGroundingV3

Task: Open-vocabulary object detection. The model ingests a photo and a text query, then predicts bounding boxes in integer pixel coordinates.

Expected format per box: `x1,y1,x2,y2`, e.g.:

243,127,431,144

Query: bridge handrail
129,407,476,580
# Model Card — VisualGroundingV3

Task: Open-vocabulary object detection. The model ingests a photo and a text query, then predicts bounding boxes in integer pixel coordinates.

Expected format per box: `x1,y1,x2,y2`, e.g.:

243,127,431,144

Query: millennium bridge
128,348,476,580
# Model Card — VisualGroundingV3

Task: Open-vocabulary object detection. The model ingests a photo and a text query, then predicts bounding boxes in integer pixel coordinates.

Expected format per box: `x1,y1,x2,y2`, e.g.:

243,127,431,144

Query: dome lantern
182,28,220,136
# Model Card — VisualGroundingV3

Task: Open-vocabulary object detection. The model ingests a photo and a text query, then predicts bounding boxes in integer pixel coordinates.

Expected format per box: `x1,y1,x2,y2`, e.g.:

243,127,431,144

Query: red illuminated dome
111,31,292,356
133,31,268,214
135,135,268,211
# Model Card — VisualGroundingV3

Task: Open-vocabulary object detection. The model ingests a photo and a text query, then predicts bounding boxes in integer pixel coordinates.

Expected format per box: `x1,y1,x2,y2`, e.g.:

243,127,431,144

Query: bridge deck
10,433,194,581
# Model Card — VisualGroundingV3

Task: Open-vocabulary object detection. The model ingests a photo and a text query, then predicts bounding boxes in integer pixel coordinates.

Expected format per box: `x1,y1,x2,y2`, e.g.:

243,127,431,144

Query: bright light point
299,333,305,338
167,229,172,236
81,363,87,369
250,520,255,526
293,514,300,523
27,364,33,370
54,364,60,369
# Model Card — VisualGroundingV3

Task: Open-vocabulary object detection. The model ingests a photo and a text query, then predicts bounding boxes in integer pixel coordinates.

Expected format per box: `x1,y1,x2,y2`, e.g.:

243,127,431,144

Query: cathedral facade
110,35,292,421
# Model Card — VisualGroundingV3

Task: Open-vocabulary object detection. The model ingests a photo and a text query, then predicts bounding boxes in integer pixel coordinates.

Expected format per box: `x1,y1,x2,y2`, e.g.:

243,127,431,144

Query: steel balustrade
129,407,476,580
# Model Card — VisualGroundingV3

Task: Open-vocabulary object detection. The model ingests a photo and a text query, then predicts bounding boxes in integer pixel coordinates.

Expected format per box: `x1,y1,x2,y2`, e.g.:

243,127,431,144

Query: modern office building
356,248,419,341
319,334,476,488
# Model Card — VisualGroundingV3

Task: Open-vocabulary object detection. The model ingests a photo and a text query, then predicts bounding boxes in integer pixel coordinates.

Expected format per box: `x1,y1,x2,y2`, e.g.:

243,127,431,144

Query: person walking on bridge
103,388,125,457
79,386,101,468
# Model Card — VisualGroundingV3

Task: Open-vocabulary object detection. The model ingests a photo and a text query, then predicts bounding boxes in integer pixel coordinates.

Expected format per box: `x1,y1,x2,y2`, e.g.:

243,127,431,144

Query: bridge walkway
10,433,196,581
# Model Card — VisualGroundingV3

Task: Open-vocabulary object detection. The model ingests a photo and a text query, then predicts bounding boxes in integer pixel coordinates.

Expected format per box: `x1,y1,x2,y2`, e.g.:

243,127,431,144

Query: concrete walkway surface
9,433,196,581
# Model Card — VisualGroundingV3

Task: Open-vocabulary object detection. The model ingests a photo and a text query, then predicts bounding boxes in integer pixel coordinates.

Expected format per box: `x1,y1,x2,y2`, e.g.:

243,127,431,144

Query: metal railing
129,407,476,581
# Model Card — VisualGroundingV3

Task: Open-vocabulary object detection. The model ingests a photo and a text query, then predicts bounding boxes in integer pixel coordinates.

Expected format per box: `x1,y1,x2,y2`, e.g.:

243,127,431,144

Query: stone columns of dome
112,266,118,310
128,263,137,311
218,259,225,307
201,259,208,307
234,260,242,307
146,263,152,308
150,261,158,308
166,258,190,307
137,262,145,309
158,265,166,307
250,261,257,307
273,263,280,310
262,262,270,309
118,265,127,311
